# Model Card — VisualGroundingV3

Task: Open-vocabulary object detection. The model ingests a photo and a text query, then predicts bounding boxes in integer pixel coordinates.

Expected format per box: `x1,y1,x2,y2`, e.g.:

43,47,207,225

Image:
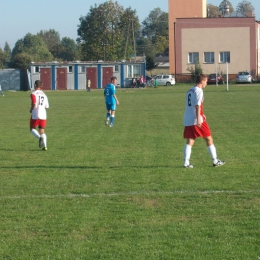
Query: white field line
0,190,256,200
88,96,97,101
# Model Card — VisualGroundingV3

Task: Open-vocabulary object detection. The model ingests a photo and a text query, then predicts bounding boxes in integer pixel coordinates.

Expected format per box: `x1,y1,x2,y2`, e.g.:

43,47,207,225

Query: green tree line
207,0,255,17
0,0,255,70
0,1,168,70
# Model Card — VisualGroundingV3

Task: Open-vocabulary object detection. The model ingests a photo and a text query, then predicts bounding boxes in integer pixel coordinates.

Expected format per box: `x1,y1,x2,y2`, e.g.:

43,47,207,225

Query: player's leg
204,136,225,167
109,102,117,127
39,120,47,150
30,118,41,139
184,138,195,168
39,128,47,150
105,104,111,126
30,127,40,138
110,110,115,127
0,85,3,96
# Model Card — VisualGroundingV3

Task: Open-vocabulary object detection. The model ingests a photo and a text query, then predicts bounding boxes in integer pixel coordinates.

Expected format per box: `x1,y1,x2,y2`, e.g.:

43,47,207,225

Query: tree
154,35,168,54
3,42,12,66
136,37,155,57
146,55,157,71
59,37,79,61
10,33,53,68
77,1,140,61
219,0,234,14
37,29,62,58
142,8,168,39
0,48,6,69
119,7,140,60
0,43,12,68
141,8,168,57
207,4,221,17
236,0,255,14
10,52,32,69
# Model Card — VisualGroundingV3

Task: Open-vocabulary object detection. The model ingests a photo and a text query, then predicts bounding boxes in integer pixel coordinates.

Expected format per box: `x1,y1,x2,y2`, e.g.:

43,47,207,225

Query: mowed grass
0,84,259,260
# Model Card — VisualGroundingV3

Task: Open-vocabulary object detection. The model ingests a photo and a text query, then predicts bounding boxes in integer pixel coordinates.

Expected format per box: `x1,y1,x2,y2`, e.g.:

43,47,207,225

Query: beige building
168,0,260,79
168,0,207,74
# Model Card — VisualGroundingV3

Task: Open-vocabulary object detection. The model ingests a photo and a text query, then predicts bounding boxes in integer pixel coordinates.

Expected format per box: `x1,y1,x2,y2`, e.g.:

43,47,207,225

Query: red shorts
184,121,211,139
30,117,47,129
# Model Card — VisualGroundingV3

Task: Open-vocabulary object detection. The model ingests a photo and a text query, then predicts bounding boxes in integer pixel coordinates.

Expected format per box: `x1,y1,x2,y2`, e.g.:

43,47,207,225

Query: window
81,66,85,73
68,66,73,73
133,65,141,77
204,52,214,63
188,52,199,64
220,52,230,63
114,65,119,72
127,65,132,77
127,64,141,77
35,66,39,73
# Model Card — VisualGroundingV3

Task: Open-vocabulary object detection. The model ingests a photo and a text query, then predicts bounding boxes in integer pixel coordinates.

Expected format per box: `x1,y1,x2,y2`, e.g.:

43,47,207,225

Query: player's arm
30,94,36,113
113,94,119,105
195,105,201,127
45,99,49,109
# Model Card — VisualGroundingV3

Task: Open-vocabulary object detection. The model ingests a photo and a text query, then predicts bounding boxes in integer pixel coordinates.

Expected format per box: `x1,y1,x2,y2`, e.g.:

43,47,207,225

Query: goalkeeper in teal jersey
104,76,120,127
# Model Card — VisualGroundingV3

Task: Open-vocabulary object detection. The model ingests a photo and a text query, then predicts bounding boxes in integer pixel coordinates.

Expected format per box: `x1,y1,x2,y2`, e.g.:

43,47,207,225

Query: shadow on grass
0,165,179,169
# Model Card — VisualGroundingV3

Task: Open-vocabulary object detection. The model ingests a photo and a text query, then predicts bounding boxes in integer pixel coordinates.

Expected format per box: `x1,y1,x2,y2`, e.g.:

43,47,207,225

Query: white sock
184,144,192,166
207,145,218,163
41,134,47,148
31,129,40,139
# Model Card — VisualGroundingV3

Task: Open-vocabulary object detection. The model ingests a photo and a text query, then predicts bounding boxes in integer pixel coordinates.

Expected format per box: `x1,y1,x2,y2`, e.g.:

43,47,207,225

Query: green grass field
0,84,259,259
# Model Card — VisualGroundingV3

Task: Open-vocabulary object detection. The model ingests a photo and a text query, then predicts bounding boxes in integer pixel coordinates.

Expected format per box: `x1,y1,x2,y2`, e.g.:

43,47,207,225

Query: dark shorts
184,121,211,139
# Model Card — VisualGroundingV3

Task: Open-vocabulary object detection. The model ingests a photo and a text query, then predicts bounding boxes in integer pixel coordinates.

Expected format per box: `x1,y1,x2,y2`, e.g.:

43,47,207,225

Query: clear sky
0,0,259,50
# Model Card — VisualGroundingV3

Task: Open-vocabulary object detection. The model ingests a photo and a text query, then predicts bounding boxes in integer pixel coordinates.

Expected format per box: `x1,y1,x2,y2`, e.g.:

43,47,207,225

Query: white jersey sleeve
31,90,49,120
183,86,204,126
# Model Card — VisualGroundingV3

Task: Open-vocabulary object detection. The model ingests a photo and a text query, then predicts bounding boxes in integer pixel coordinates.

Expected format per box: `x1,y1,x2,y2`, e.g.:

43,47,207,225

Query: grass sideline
0,85,259,259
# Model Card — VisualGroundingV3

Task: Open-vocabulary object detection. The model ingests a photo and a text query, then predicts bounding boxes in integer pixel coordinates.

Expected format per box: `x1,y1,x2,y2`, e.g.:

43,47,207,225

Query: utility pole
124,19,131,60
132,20,136,61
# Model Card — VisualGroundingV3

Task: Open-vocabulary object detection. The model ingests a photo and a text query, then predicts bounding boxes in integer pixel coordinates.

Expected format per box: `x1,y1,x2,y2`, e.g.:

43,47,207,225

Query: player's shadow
0,165,175,170
0,165,102,169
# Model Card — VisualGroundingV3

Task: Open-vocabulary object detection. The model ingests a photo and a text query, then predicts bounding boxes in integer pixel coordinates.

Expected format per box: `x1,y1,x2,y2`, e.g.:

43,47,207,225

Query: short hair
34,80,43,88
195,74,207,84
111,76,117,82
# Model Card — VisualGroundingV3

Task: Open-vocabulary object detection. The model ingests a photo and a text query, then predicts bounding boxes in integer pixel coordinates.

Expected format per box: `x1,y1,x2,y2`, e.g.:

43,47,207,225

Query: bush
187,61,203,82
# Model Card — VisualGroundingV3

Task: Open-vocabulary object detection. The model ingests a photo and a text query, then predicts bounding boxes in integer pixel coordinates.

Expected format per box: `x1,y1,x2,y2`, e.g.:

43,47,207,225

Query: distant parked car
207,73,225,84
236,71,253,84
154,74,175,86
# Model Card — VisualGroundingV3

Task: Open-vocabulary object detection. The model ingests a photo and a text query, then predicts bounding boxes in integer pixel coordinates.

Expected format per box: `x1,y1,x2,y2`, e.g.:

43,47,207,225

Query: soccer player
29,80,49,150
183,74,225,168
104,76,119,127
0,84,4,96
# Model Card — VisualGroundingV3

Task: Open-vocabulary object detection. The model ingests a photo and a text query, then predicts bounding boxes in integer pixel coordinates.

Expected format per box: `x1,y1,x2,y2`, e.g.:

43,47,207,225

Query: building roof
155,56,169,63
30,60,145,66
156,62,169,68
224,11,249,18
